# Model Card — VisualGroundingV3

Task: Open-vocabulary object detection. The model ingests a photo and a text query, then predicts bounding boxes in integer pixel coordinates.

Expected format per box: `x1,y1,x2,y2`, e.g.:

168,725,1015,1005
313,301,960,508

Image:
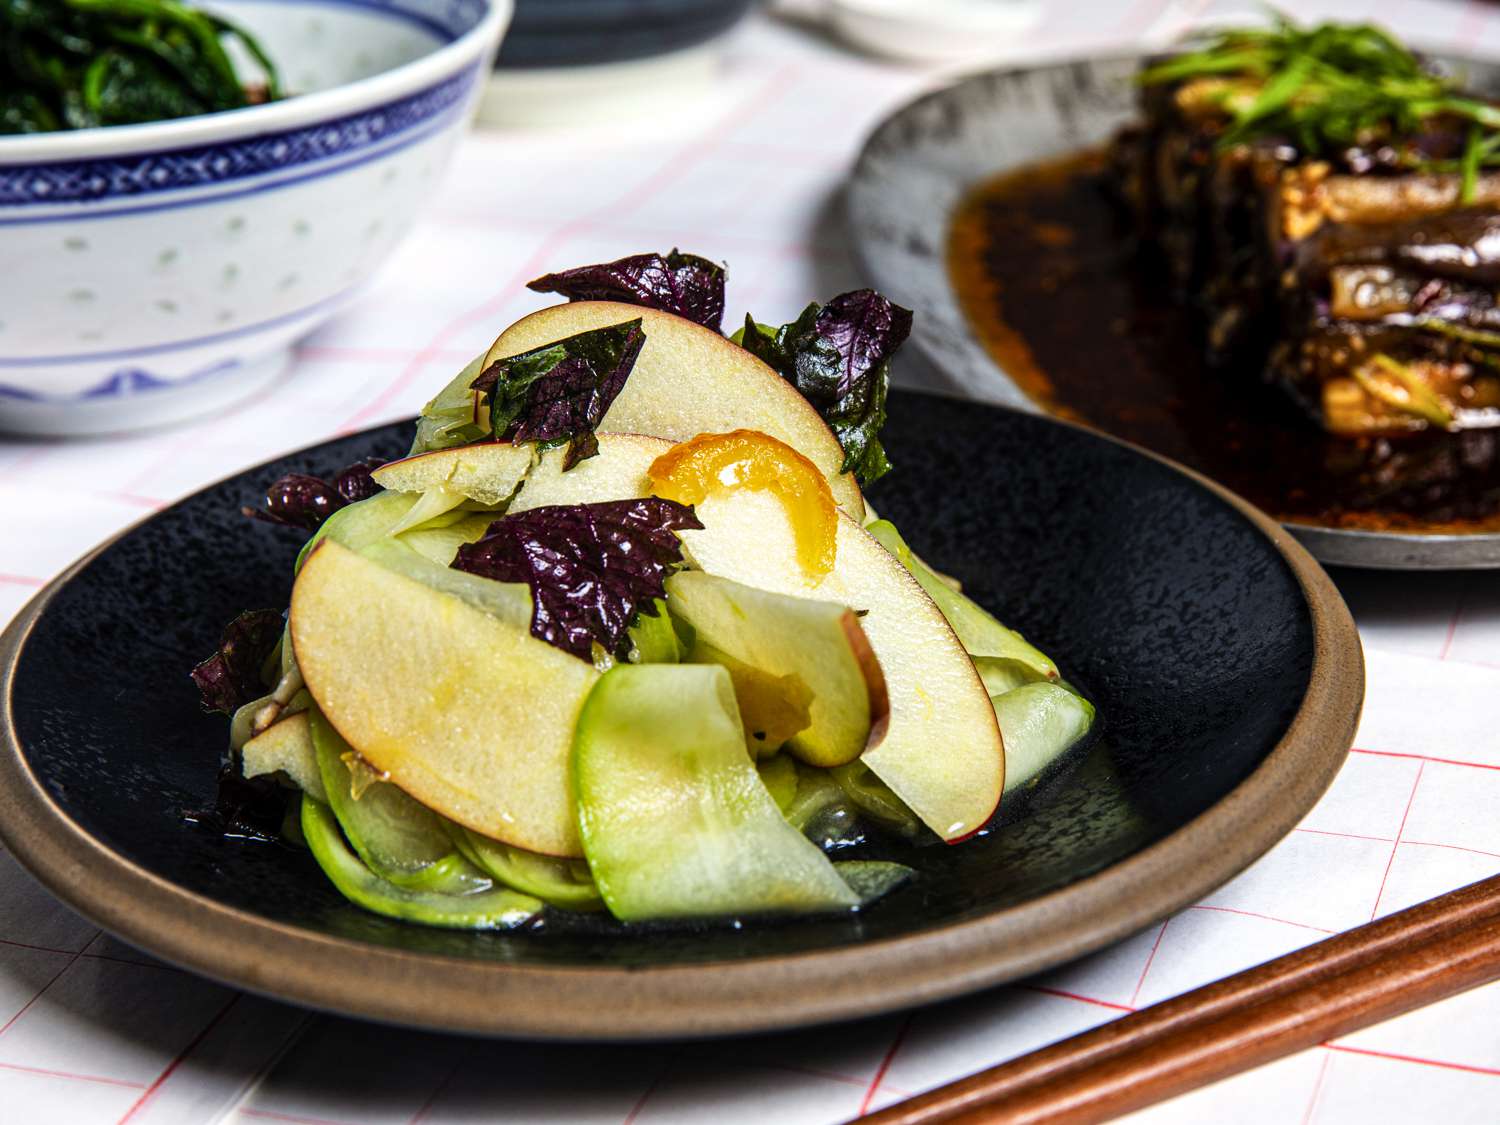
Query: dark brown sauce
948,151,1500,534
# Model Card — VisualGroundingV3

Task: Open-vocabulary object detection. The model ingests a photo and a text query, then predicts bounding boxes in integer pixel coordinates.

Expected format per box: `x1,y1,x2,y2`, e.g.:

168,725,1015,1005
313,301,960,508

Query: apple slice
694,641,813,757
291,540,597,857
665,571,888,767
510,433,667,510
486,302,865,519
371,441,538,507
680,490,1003,841
241,710,326,803
456,430,1000,838
489,432,999,838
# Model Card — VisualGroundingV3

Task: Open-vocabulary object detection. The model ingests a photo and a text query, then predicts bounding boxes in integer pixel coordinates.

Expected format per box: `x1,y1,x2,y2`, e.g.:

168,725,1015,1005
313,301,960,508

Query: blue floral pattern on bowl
0,0,511,437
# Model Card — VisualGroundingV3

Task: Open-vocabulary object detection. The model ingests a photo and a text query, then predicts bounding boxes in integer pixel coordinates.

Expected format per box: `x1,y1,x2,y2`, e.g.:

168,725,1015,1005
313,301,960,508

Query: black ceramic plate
848,54,1500,570
0,392,1362,1038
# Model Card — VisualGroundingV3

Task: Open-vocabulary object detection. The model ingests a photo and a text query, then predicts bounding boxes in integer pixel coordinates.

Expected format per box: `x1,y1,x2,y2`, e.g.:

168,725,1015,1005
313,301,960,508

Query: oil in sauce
948,151,1500,534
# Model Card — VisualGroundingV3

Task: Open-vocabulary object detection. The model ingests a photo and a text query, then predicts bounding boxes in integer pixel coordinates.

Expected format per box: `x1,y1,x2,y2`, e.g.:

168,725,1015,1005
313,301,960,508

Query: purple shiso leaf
450,498,702,661
242,458,388,530
738,288,912,486
471,319,645,469
814,290,914,402
527,250,727,332
191,609,284,715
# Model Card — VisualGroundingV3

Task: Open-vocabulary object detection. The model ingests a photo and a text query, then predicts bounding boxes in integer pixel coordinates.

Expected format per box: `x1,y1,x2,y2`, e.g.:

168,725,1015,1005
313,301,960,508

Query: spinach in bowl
0,0,280,133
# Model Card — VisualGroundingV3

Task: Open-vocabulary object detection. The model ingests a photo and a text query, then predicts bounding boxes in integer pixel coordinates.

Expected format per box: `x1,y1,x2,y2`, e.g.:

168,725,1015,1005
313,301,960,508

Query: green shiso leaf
470,319,646,470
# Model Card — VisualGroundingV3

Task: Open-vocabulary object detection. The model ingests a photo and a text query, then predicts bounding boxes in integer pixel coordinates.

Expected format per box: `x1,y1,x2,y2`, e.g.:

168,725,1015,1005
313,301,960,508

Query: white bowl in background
0,0,512,437
827,0,1041,63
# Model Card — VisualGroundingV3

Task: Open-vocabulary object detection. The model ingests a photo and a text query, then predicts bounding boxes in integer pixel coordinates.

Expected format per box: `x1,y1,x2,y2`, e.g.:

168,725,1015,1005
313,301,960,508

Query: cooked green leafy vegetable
1141,15,1500,201
311,708,487,893
737,290,912,486
409,356,490,455
300,797,541,930
0,0,281,133
471,320,645,469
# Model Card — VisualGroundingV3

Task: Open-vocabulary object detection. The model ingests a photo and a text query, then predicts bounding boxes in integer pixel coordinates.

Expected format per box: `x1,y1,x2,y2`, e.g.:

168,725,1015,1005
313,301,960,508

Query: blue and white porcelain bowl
0,0,512,436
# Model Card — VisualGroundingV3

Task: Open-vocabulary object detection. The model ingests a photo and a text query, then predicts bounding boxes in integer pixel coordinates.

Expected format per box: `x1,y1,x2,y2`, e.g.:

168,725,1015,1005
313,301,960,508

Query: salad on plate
192,251,1096,929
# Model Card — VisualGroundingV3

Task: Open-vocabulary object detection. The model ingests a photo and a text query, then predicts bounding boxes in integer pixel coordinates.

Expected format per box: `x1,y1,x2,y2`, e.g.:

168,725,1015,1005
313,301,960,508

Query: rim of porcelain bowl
0,0,513,165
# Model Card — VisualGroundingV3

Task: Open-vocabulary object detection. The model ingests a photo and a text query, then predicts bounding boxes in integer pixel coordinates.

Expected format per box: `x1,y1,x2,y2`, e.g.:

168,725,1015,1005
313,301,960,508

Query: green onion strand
1143,15,1500,202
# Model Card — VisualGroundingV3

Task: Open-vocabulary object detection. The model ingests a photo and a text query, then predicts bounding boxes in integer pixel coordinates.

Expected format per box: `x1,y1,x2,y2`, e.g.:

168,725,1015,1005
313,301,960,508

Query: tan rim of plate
0,432,1364,1040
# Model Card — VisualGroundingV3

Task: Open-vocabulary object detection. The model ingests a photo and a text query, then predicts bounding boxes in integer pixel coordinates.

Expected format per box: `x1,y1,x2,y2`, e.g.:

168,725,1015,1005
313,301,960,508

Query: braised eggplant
1112,18,1500,435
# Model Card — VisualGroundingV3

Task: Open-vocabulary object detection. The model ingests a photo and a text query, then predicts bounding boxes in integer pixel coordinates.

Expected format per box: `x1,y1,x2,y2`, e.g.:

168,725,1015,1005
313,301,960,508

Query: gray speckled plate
848,54,1500,570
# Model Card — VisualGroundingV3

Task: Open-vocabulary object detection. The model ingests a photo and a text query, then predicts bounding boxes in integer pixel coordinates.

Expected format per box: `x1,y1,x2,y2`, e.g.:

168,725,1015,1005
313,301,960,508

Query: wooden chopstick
859,873,1500,1125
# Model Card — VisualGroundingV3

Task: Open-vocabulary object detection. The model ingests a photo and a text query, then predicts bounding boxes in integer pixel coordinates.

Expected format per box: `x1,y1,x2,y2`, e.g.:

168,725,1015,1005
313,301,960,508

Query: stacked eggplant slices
1113,17,1500,436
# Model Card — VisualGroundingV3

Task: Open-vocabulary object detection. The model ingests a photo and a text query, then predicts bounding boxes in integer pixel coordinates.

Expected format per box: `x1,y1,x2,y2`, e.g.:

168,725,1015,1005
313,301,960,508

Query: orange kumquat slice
648,429,838,581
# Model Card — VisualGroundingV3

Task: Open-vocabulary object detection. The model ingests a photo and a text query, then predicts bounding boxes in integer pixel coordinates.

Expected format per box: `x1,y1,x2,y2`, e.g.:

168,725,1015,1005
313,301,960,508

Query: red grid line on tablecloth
1438,578,1470,660
1302,1052,1334,1125
1322,1044,1500,1079
1297,827,1396,845
0,935,187,969
1131,919,1170,1007
1188,905,1338,935
858,1014,914,1116
1403,839,1500,864
0,573,44,588
406,1052,465,1125
621,1069,667,1125
96,491,166,511
1351,747,1500,774
240,1109,359,1125
341,62,806,437
854,995,1500,1112
91,363,361,502
117,991,243,1123
1,446,53,478
1372,763,1424,917
428,209,846,260
0,1061,146,1090
853,738,1493,1112
213,1011,319,1125
0,934,97,1038
751,1061,897,1091
1023,984,1135,1013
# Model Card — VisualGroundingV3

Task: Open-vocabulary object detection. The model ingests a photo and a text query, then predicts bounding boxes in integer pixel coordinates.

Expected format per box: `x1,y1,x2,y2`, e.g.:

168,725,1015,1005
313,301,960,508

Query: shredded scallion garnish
1142,14,1500,201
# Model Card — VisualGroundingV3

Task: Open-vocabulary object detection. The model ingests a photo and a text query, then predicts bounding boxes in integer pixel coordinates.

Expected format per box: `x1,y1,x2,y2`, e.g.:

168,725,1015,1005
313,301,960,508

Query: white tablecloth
2,3,1498,1122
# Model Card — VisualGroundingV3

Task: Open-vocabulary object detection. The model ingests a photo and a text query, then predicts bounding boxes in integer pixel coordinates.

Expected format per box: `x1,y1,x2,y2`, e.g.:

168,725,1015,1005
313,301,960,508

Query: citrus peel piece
648,430,838,581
